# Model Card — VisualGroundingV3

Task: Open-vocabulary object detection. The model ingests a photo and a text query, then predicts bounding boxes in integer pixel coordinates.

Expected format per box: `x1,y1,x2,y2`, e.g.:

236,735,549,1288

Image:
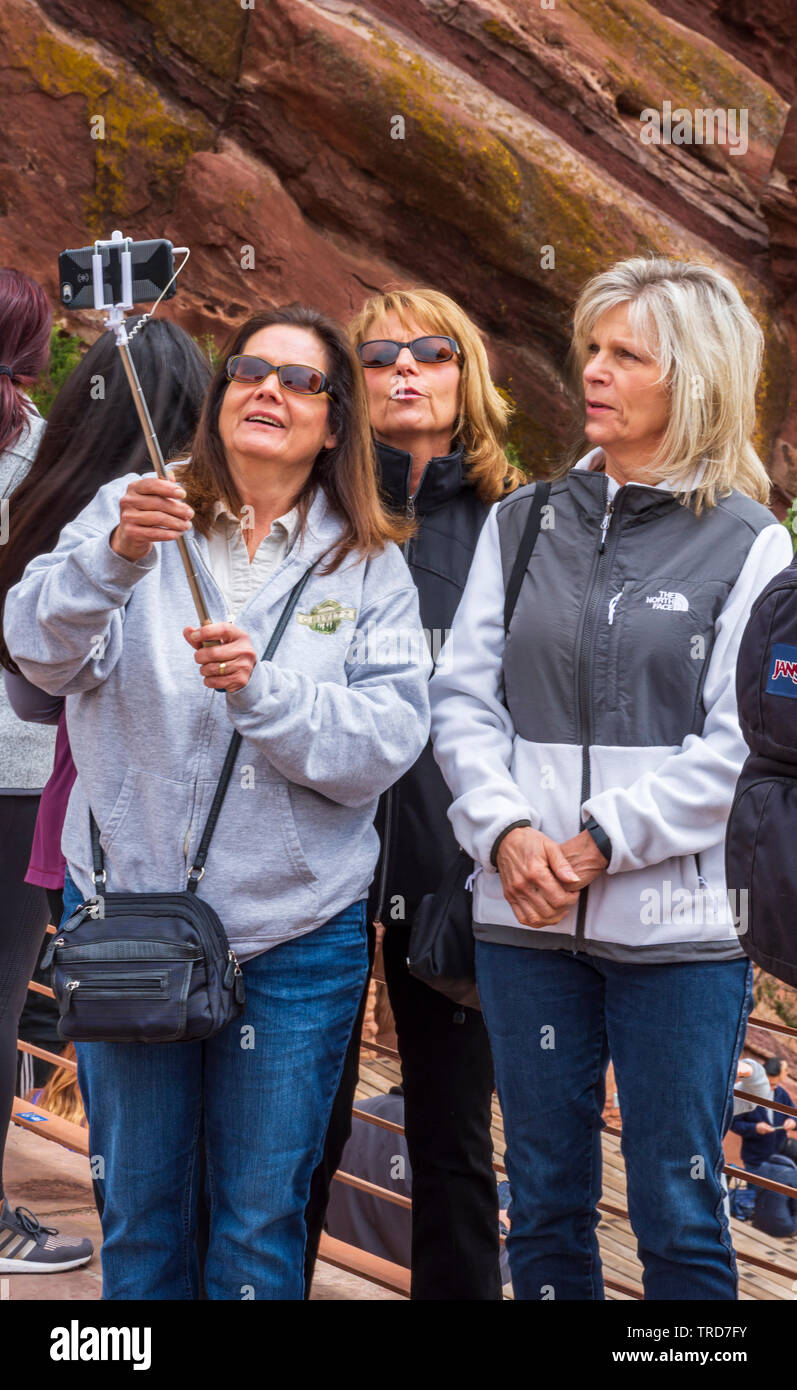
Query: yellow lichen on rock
22,19,213,235
121,0,248,84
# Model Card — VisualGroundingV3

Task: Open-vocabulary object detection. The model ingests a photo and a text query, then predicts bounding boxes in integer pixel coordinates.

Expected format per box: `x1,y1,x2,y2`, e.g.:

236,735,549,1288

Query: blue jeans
475,941,752,1301
63,871,368,1300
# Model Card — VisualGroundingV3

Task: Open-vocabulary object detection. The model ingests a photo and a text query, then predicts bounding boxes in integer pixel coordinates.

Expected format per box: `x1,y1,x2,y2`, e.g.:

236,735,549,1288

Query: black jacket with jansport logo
430,452,792,964
725,548,797,987
368,440,491,926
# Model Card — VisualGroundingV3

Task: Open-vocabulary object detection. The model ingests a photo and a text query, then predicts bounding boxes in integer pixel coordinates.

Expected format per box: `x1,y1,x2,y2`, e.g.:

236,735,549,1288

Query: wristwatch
584,815,612,864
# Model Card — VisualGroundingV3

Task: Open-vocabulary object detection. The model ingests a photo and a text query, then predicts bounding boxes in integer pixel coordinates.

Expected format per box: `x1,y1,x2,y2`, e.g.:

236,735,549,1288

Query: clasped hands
496,826,608,929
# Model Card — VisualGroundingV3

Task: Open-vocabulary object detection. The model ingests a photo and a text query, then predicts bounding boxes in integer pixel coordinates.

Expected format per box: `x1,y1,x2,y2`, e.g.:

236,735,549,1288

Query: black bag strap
503,481,550,633
186,562,318,890
89,561,319,895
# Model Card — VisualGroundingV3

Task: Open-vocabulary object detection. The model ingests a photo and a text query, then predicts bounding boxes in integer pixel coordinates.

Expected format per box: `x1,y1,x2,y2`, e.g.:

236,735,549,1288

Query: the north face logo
645,590,689,612
767,644,797,699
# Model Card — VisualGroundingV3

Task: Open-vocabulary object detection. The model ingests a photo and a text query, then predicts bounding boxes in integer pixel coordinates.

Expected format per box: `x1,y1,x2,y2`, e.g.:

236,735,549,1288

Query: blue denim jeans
63,871,369,1300
475,941,752,1301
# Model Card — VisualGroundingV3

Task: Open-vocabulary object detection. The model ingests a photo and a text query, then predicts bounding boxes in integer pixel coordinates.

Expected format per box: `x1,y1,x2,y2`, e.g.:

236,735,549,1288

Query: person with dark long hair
4,304,431,1299
0,315,211,1273
0,266,86,1274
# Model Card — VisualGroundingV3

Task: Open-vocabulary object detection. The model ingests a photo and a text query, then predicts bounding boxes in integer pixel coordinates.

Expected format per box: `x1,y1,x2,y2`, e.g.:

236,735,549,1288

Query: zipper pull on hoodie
598,500,614,553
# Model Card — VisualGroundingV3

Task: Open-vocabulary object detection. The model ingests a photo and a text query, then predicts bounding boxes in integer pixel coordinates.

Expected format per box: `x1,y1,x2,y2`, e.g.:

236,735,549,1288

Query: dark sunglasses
357,336,459,368
226,354,335,398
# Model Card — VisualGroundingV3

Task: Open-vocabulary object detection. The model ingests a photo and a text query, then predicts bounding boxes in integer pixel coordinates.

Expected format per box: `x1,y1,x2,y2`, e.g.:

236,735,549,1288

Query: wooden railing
13,936,797,1300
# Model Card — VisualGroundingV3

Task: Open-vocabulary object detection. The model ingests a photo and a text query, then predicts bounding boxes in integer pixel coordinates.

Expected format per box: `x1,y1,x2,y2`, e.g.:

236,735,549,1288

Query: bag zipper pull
41,935,65,970
45,905,91,969
224,949,244,1002
61,907,88,932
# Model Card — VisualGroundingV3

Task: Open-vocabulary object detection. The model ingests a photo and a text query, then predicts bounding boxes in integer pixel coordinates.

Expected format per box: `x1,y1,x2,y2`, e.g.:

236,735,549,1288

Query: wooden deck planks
357,1047,797,1300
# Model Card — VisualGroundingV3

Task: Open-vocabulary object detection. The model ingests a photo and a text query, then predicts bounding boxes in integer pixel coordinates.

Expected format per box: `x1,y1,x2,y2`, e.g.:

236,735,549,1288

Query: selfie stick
92,230,211,629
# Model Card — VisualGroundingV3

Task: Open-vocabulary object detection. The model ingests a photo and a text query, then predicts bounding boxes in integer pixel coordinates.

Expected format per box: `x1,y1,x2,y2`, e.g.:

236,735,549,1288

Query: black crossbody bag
43,565,317,1044
408,483,551,1008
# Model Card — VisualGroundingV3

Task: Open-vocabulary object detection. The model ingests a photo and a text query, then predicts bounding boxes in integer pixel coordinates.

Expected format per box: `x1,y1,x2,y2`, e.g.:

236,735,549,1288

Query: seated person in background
752,1155,797,1240
731,1056,797,1171
325,1086,411,1270
325,1086,511,1286
733,1057,771,1120
27,1042,86,1129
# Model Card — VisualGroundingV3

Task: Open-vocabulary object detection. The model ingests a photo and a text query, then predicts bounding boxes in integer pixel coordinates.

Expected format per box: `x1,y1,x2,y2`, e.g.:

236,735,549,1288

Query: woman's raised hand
183,622,258,694
496,826,582,928
110,477,194,562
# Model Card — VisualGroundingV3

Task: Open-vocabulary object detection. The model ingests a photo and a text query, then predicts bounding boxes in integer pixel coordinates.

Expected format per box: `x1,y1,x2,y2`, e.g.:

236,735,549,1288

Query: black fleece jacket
367,439,494,927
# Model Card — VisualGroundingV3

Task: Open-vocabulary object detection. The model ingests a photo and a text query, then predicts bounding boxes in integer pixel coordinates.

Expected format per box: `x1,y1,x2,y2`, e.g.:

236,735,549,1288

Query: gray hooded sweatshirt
0,397,56,791
4,474,432,959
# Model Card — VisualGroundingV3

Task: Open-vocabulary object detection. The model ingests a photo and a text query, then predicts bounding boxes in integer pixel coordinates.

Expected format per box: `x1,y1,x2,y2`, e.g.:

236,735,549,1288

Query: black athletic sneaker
0,1200,93,1273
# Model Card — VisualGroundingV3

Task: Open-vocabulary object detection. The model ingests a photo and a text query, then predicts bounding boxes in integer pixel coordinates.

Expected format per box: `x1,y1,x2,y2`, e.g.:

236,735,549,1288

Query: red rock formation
762,103,797,507
0,0,793,475
656,0,797,104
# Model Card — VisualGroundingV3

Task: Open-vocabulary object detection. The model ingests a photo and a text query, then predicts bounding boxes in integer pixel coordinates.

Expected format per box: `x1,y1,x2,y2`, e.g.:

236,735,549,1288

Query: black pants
303,925,375,1294
305,919,501,1300
0,794,50,1200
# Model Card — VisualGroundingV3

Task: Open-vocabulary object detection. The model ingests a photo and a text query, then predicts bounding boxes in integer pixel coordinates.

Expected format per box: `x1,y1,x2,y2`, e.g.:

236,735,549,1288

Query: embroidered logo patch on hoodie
296,599,357,634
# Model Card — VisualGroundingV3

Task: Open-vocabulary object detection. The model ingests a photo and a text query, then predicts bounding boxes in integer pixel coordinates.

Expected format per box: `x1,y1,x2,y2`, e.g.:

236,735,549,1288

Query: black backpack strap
503,481,550,633
90,561,319,894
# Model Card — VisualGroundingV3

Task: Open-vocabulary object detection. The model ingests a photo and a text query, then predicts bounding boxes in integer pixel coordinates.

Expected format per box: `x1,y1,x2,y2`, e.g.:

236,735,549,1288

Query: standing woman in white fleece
429,258,793,1301
4,305,431,1300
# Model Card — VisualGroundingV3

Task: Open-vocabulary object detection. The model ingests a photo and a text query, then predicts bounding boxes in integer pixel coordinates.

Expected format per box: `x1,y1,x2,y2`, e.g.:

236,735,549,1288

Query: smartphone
58,238,177,310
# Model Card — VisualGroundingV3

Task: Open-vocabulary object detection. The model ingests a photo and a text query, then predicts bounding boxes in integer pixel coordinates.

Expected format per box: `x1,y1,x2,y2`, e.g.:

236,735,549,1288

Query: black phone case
59,239,176,309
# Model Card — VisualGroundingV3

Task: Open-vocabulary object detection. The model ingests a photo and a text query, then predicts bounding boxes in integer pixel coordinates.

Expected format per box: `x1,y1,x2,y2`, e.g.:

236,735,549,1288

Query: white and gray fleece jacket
4,474,431,959
429,453,792,963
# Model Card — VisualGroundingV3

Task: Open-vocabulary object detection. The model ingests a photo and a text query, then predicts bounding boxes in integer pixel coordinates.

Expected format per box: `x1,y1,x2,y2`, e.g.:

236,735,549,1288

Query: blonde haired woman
430,257,792,1300
305,288,522,1300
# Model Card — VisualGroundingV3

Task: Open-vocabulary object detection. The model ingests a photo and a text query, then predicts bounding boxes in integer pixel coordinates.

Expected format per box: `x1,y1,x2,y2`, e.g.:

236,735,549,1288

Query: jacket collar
375,439,470,514
189,486,349,623
568,447,698,522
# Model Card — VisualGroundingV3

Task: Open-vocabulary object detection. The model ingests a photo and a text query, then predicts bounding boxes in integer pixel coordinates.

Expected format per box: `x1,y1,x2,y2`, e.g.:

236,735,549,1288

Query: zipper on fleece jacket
180,537,228,875
178,531,311,873
574,481,625,945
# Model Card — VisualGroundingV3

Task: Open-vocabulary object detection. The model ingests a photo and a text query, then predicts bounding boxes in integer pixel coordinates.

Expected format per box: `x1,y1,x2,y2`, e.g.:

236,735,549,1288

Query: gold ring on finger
218,662,227,676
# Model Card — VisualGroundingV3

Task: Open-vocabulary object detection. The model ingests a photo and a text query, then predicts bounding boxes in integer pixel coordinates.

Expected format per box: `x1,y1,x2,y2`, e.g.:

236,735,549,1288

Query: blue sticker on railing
766,643,797,699
14,1112,49,1122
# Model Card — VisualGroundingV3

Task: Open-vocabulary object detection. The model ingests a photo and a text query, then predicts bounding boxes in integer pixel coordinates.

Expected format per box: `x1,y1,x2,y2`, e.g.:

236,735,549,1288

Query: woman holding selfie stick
4,305,431,1300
